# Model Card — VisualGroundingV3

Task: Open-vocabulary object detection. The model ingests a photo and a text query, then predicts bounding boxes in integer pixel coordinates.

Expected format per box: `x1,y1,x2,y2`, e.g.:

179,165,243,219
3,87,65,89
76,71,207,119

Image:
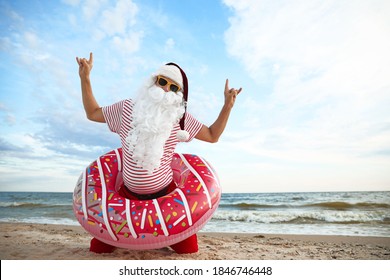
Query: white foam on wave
212,209,388,224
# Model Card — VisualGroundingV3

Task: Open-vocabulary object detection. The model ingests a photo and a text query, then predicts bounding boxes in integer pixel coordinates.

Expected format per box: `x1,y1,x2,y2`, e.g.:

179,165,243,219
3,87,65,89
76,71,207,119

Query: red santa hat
155,62,189,141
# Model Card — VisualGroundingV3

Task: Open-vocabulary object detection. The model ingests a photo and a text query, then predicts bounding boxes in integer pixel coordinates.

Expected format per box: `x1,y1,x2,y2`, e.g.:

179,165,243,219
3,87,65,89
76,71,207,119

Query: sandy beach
1,222,389,260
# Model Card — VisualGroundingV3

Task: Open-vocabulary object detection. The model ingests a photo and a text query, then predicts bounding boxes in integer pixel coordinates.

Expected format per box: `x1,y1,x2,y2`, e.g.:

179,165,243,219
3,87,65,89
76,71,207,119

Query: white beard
125,80,185,173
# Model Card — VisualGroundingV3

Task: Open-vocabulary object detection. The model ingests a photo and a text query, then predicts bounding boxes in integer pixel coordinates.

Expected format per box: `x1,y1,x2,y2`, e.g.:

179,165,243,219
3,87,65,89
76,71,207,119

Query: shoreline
1,222,389,260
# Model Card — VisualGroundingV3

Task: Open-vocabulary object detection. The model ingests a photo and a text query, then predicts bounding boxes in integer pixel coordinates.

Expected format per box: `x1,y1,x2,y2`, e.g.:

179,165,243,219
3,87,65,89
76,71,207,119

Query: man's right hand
76,52,105,123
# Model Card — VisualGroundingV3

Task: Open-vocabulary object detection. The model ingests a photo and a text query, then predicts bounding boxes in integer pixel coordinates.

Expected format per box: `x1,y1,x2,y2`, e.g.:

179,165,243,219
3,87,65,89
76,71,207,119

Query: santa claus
76,52,242,254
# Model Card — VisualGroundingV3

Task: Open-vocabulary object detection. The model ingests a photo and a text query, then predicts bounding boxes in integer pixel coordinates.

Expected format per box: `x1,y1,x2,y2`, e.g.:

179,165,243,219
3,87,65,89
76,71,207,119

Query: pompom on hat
154,62,189,142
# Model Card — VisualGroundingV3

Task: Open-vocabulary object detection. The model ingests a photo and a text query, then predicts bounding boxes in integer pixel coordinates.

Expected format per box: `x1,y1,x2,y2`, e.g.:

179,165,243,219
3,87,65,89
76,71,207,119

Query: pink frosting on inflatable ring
72,148,221,250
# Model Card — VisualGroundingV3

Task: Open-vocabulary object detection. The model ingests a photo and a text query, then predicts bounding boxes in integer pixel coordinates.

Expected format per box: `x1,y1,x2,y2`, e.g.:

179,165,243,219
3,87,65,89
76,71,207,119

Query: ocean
0,191,389,237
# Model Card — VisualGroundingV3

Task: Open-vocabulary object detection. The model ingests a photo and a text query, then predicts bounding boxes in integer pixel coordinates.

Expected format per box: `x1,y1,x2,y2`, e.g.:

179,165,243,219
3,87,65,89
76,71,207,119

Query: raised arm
76,52,105,123
195,79,242,143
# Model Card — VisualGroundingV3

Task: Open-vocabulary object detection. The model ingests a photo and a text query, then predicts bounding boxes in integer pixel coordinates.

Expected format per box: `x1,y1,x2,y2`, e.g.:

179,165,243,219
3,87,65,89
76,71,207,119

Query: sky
0,0,389,193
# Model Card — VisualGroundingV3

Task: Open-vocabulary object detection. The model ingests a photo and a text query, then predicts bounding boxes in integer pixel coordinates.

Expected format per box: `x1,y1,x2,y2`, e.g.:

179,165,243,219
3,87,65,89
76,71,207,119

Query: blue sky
1,0,389,193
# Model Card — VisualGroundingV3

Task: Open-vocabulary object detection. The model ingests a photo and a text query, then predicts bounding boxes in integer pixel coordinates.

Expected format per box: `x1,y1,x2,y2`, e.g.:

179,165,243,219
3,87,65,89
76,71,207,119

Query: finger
89,52,93,64
76,57,81,65
225,79,229,92
237,88,242,95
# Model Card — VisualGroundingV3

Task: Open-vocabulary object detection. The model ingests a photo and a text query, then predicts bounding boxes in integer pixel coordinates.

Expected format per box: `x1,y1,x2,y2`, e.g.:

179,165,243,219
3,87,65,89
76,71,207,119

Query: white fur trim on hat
154,65,183,89
176,130,189,142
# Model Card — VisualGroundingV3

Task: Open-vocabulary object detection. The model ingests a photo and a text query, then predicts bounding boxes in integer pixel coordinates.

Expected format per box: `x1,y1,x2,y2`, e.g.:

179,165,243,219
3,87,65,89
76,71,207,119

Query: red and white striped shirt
102,99,203,194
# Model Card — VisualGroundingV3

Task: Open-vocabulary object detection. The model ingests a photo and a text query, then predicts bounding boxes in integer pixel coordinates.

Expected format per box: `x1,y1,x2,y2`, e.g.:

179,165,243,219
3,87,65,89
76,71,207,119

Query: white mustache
147,86,183,105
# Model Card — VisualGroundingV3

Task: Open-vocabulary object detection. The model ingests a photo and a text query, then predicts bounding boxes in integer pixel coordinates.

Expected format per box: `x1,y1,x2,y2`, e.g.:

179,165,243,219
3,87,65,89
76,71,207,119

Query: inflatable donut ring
72,148,221,250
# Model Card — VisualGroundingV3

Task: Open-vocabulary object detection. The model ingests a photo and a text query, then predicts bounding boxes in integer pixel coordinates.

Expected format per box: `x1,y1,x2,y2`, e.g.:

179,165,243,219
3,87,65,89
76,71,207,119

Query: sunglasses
156,75,181,93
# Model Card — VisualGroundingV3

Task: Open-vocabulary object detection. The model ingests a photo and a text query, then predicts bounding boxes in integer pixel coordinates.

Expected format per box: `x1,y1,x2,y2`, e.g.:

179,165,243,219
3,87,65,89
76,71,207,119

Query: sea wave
218,201,390,211
0,217,78,226
0,201,71,208
306,202,390,210
1,191,389,237
219,203,277,209
212,210,390,225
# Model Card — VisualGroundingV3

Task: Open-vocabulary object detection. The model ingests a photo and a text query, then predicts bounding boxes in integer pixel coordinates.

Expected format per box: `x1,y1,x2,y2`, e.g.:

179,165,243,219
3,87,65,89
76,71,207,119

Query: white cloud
82,0,106,21
224,0,390,86
77,0,142,57
62,0,80,6
67,13,77,26
23,32,40,49
223,0,390,167
111,31,143,54
0,103,16,126
99,0,138,37
164,38,175,51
